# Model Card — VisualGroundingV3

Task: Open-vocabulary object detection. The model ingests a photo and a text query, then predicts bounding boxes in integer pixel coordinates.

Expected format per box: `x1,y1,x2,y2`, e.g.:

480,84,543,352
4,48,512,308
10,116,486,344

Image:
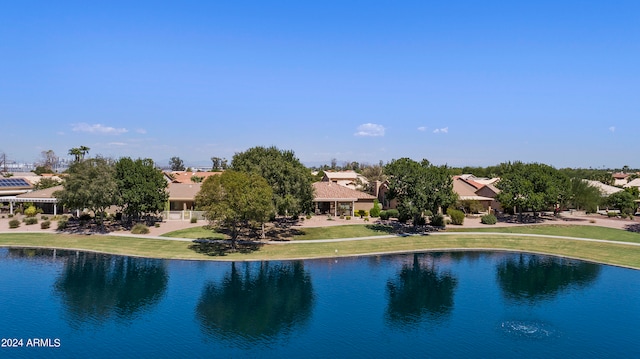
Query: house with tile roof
312,182,377,216
452,176,501,212
321,170,369,190
164,171,221,184
612,172,630,186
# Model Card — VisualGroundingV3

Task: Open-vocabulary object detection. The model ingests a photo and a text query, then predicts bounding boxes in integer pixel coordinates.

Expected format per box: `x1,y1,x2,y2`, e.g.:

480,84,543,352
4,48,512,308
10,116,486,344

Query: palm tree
68,148,82,162
79,146,90,160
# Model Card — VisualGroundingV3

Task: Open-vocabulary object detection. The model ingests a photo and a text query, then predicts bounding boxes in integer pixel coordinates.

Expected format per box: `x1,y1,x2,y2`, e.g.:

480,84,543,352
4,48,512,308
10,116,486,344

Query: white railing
162,211,206,221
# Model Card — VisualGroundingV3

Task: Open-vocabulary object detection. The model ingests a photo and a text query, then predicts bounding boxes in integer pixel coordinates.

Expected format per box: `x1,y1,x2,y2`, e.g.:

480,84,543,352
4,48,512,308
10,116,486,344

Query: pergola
3,196,61,215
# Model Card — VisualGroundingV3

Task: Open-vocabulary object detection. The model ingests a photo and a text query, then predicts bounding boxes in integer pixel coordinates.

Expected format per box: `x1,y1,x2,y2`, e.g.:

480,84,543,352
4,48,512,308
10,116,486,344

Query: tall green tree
565,178,602,213
196,171,273,248
54,157,117,221
115,157,168,221
496,162,569,221
169,156,185,171
231,146,314,216
68,146,90,162
384,158,457,223
607,190,637,215
210,156,228,171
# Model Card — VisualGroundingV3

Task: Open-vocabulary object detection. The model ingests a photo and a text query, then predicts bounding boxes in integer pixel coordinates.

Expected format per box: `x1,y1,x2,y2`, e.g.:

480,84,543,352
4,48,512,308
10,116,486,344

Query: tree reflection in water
54,252,168,324
497,254,601,304
386,253,457,326
196,261,314,343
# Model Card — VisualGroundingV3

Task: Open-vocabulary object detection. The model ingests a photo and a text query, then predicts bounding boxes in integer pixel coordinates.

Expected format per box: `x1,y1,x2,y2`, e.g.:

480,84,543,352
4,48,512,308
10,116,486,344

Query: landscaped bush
447,208,465,225
24,206,37,217
414,216,427,226
430,214,445,227
480,213,497,225
370,200,381,218
41,221,51,229
8,214,14,218
9,219,20,229
24,217,38,225
154,222,161,228
357,210,368,218
379,210,389,220
131,223,150,234
190,217,198,223
387,209,399,218
346,216,351,220
41,215,49,220
57,219,68,230
607,212,617,218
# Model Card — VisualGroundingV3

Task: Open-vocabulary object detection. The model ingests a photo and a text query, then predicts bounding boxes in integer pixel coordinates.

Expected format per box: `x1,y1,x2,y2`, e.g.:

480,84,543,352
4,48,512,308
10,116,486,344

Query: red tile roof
313,182,376,201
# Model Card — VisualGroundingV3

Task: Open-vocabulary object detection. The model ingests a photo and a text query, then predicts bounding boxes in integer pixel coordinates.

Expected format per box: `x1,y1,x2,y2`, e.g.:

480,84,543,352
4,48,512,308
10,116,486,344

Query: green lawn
160,226,227,240
1,225,639,269
291,224,395,240
446,225,640,244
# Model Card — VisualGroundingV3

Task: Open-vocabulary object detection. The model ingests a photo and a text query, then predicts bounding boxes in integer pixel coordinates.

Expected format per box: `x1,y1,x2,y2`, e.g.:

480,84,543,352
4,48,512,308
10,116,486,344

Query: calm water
0,248,638,358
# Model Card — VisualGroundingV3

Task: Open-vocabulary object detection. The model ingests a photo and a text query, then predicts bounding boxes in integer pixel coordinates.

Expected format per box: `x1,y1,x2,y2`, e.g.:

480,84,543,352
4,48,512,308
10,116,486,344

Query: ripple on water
500,320,558,340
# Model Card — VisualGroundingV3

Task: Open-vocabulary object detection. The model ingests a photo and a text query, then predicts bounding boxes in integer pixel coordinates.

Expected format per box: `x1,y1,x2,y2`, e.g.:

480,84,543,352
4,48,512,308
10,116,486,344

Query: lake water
0,248,638,358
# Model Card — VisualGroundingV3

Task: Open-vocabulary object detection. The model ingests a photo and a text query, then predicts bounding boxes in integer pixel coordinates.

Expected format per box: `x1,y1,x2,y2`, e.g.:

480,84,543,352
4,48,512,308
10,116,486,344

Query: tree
210,157,228,171
54,157,118,222
361,161,387,183
40,150,59,172
565,178,602,213
169,156,185,171
231,146,314,216
196,171,273,248
115,157,168,221
384,158,457,224
34,177,62,190
68,146,90,162
607,191,637,215
496,162,569,221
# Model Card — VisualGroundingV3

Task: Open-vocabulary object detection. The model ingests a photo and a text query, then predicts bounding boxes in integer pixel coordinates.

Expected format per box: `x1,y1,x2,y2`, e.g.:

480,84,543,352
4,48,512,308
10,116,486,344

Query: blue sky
1,1,638,169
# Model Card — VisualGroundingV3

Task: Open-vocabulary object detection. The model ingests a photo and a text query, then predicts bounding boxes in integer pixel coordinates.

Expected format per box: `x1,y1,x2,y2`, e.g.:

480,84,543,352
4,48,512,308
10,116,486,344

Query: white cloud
433,127,449,134
56,131,65,136
136,128,147,134
72,123,128,135
609,126,616,133
354,123,385,137
108,142,127,146
417,126,427,132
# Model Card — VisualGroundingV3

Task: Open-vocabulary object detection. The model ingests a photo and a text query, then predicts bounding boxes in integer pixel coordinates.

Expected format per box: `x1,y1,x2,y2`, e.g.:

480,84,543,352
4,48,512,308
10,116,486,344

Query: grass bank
446,225,640,244
0,225,639,269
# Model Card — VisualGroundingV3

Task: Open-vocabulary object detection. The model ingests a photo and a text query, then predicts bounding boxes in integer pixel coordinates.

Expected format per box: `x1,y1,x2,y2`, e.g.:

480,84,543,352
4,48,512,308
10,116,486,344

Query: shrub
24,206,37,217
364,217,370,222
379,210,389,220
607,212,617,218
8,214,14,218
357,210,368,218
387,209,399,218
9,219,20,229
190,217,198,224
24,217,38,225
57,219,68,230
346,216,351,220
154,222,161,228
306,214,312,220
370,200,381,218
41,221,51,229
430,214,445,227
447,208,465,225
414,216,427,226
41,215,49,220
131,223,150,234
480,214,497,225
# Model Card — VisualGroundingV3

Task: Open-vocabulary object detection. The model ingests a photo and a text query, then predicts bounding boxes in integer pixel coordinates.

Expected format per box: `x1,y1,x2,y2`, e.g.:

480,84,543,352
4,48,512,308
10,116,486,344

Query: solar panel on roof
0,178,31,187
